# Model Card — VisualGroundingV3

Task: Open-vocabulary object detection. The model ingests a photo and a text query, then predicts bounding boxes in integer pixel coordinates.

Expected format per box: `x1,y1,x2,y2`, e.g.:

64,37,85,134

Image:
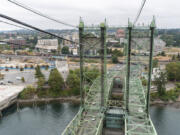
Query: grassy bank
151,88,180,102
18,85,80,99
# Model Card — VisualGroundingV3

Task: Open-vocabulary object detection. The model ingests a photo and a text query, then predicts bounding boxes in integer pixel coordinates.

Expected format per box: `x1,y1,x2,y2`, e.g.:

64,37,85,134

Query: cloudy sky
0,0,179,31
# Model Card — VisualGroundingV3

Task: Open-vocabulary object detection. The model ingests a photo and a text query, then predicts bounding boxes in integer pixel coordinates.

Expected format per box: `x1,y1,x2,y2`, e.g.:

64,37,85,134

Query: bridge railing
62,69,122,135
125,76,157,135
62,108,83,135
95,116,104,135
149,115,158,135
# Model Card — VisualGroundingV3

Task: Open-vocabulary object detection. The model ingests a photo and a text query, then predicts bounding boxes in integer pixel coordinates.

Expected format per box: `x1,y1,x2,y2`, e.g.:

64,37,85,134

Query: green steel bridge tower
62,17,157,135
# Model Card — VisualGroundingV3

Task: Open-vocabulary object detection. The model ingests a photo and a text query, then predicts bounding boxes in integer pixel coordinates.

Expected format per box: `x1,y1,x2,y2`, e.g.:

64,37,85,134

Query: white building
152,68,161,81
35,39,58,53
70,48,78,55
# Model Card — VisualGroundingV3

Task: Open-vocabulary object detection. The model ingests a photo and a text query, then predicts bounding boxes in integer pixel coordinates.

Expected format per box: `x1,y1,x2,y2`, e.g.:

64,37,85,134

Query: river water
150,106,180,135
0,103,180,135
0,103,79,135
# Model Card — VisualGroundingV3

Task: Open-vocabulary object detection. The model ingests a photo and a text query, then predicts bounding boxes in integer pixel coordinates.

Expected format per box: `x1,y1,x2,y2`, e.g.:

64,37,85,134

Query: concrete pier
0,85,24,113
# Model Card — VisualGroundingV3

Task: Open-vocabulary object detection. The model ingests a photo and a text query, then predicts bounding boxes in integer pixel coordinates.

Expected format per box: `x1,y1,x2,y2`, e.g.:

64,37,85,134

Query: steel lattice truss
125,19,157,135
62,71,120,135
125,77,157,135
63,18,158,135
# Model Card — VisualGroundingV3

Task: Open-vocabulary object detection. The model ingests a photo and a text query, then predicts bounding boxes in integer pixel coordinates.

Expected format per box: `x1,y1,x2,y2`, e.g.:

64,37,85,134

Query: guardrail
95,117,104,135
62,108,83,135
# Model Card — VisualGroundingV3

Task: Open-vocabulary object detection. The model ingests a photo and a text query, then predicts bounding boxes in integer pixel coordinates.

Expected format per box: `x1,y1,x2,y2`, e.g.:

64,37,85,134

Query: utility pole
147,17,156,115
79,19,84,108
100,22,106,108
126,20,132,112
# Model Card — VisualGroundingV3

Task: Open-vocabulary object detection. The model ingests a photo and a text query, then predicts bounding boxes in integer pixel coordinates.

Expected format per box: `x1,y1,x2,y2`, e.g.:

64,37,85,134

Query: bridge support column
100,22,106,108
126,21,132,112
79,19,84,108
147,17,156,115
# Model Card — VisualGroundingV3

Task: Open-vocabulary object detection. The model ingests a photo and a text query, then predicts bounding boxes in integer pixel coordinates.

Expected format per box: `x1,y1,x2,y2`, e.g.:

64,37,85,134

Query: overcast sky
0,0,179,31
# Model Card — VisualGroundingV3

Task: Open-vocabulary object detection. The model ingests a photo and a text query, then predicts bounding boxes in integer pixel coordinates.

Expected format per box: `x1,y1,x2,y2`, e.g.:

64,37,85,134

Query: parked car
0,81,5,85
8,81,13,84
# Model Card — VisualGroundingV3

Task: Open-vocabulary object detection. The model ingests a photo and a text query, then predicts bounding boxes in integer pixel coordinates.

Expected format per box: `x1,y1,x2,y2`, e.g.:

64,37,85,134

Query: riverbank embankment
17,96,80,105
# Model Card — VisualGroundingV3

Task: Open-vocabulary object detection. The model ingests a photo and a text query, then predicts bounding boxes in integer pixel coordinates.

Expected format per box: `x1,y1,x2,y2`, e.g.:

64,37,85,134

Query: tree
20,67,24,71
48,68,64,93
141,77,147,86
21,77,25,83
66,68,100,95
154,71,167,96
107,48,112,54
35,66,46,91
37,77,46,90
35,65,44,79
112,55,119,63
19,85,36,99
66,72,80,95
61,46,69,54
153,59,158,68
166,62,180,81
161,51,166,56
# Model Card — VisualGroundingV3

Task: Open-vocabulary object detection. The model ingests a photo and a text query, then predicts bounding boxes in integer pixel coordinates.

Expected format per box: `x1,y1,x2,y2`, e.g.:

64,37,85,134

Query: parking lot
0,69,50,86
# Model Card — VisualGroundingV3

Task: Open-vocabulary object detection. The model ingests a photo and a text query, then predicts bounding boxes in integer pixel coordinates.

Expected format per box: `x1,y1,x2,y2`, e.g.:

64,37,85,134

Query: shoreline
16,97,180,109
150,100,180,108
17,96,81,105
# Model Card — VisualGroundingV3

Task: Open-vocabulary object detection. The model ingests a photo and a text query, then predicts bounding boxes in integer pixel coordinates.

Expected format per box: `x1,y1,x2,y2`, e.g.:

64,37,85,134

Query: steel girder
125,78,157,135
62,71,120,135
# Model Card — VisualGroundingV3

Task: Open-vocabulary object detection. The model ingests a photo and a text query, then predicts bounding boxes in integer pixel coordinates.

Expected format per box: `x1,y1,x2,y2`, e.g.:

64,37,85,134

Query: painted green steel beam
126,20,133,112
79,19,84,108
146,17,156,115
100,23,106,108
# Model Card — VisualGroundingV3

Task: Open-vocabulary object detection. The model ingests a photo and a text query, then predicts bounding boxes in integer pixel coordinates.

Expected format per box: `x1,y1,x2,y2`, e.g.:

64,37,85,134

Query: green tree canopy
153,59,158,68
154,71,167,96
37,77,46,91
66,68,100,95
112,55,119,63
66,71,80,95
61,46,69,54
166,62,180,81
48,68,64,93
35,65,44,79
